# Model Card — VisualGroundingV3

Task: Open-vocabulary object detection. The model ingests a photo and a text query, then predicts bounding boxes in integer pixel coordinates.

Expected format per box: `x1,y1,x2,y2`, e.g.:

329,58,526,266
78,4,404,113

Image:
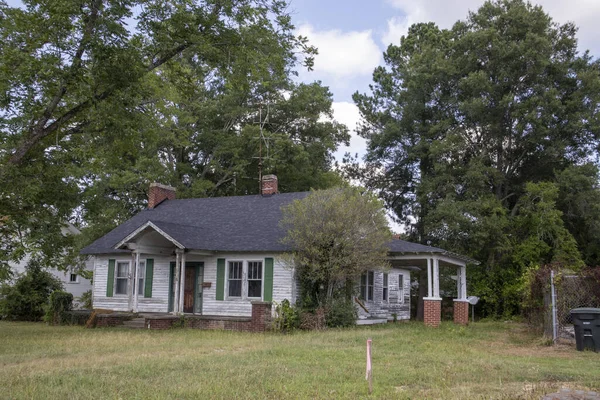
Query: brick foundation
95,313,131,328
423,299,442,327
453,300,469,325
144,302,272,332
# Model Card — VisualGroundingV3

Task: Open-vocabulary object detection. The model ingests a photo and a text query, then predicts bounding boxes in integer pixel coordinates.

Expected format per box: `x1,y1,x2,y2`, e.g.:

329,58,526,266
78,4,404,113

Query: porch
389,253,471,327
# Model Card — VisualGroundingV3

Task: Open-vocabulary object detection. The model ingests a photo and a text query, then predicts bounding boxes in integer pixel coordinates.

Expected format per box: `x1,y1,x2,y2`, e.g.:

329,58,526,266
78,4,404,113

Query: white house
81,176,475,327
9,223,93,306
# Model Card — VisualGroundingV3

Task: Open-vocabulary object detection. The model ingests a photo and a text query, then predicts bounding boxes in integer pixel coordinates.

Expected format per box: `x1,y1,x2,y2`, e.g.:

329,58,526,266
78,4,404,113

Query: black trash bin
570,308,600,352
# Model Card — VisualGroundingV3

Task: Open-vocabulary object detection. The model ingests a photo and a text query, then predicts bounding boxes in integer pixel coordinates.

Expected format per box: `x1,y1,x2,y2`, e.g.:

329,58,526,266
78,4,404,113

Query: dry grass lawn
0,321,598,399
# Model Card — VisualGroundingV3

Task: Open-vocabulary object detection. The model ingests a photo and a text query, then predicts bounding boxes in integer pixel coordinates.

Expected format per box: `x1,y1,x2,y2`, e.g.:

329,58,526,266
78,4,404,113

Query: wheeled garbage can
570,308,600,352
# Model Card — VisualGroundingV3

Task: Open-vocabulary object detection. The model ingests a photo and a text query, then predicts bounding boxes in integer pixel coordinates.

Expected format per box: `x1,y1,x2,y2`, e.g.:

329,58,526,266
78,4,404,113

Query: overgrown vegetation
44,291,73,325
0,265,63,321
1,321,599,399
78,290,93,310
280,187,391,327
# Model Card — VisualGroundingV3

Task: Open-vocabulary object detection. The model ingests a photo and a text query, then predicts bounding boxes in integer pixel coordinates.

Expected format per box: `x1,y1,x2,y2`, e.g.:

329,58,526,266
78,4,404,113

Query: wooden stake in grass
366,338,373,394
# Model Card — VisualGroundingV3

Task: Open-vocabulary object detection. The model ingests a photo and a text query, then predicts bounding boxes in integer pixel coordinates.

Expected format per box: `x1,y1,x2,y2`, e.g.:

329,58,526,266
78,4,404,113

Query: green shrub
78,290,93,310
44,291,73,325
273,299,300,332
325,297,357,328
60,310,92,325
0,265,63,321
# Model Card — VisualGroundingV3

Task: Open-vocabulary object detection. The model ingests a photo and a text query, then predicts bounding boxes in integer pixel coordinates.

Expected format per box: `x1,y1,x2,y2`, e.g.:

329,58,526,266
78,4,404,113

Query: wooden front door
184,265,196,313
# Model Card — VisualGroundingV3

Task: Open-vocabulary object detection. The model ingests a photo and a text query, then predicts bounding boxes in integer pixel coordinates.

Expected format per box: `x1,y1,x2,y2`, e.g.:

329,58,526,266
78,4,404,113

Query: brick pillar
251,301,272,332
423,299,442,327
453,300,469,325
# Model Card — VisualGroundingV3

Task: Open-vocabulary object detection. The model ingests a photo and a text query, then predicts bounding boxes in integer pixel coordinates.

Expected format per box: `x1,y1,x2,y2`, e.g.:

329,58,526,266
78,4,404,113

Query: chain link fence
552,273,600,343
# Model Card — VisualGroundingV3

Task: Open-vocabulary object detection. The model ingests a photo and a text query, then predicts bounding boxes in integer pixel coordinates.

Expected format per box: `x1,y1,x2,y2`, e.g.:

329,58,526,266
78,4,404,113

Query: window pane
383,273,388,287
248,280,262,298
70,274,77,282
117,263,128,277
383,288,388,301
138,278,144,295
116,278,127,295
368,286,373,301
228,279,241,297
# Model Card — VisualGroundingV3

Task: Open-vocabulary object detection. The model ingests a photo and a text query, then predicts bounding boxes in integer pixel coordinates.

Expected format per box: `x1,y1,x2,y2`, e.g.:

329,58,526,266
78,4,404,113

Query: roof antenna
254,101,272,195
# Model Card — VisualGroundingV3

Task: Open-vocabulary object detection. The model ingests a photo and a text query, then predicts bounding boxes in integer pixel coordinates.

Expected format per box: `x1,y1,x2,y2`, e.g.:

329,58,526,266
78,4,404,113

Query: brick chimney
148,183,176,209
261,175,278,196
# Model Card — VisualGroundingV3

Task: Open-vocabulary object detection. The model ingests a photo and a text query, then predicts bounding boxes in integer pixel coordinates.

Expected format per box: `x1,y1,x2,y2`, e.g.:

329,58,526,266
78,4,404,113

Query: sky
286,0,600,161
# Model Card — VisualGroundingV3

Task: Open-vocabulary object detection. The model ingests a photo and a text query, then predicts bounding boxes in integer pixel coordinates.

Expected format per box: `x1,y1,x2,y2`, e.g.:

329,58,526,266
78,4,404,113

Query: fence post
551,270,558,343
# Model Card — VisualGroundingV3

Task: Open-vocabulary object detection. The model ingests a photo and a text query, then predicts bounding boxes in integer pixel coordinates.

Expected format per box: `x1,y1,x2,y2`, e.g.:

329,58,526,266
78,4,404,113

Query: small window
228,261,243,297
360,271,374,301
69,273,78,283
247,261,262,298
115,262,129,295
137,261,146,295
398,274,405,304
382,273,388,302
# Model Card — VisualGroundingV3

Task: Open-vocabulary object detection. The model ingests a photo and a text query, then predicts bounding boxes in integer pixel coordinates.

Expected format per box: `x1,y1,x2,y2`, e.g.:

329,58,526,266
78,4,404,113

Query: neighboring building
81,177,475,326
9,223,93,307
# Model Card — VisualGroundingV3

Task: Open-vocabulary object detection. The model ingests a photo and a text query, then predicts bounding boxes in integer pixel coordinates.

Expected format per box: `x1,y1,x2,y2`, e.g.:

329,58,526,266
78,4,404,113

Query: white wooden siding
92,253,294,316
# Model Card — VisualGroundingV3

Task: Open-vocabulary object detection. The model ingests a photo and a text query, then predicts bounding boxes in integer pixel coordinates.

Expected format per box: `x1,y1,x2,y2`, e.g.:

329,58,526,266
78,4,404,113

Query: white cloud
382,0,600,56
330,102,367,161
297,24,382,79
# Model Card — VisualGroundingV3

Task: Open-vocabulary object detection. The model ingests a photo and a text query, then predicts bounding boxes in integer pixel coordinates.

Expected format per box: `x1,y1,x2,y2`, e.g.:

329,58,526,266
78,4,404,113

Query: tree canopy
352,0,600,317
280,187,392,306
0,0,348,279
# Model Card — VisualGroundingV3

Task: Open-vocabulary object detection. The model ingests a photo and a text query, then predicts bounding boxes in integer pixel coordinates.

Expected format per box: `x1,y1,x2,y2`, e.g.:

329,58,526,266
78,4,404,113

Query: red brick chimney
148,183,176,209
261,175,278,196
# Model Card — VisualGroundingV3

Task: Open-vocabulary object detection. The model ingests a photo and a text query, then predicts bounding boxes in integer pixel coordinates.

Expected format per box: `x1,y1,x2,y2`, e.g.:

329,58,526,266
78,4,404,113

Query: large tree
280,187,392,306
0,0,347,279
352,0,600,317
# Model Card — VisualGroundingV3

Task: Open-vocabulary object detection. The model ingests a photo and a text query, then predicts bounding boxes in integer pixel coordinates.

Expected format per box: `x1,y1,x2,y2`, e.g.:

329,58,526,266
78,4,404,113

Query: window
398,274,405,303
360,271,374,301
228,261,243,297
382,273,388,302
115,262,129,295
137,261,146,295
247,261,262,298
69,273,78,283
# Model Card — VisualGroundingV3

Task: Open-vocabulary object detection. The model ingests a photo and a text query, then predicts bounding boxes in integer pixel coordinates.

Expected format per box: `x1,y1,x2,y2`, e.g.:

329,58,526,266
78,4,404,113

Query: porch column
133,251,140,313
174,250,182,313
427,258,433,298
423,257,442,327
433,257,440,299
178,251,186,313
453,265,469,325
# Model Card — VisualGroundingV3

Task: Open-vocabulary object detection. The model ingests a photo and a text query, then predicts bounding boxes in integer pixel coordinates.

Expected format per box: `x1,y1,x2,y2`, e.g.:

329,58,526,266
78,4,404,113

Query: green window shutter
144,259,154,298
264,257,274,302
106,259,115,297
216,258,225,301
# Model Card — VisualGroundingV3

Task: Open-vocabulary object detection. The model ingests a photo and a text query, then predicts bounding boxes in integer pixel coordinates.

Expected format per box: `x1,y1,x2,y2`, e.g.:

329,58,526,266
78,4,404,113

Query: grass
0,321,598,399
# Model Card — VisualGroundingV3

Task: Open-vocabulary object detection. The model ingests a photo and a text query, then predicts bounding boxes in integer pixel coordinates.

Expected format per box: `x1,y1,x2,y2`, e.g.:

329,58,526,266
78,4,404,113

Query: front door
182,262,204,314
184,265,195,313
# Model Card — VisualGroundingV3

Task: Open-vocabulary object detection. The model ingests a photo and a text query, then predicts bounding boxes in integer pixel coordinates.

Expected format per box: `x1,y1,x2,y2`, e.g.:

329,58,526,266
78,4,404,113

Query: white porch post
174,250,181,313
427,258,433,298
179,251,186,313
433,257,440,299
133,251,140,312
460,265,467,299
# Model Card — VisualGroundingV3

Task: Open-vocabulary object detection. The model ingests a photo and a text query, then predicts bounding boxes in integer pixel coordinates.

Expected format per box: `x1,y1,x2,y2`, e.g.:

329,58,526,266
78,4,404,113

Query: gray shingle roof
80,192,474,262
